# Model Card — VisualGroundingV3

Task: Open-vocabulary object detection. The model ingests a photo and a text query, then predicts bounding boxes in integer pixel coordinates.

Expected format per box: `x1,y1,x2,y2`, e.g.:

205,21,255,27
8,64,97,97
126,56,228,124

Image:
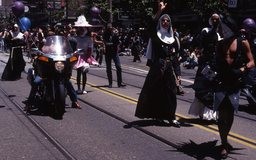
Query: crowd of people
1,1,256,159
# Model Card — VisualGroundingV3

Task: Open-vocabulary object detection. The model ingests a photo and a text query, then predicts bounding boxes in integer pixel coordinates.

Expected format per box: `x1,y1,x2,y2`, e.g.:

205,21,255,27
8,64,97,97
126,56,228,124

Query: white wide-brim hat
74,15,92,27
14,24,19,28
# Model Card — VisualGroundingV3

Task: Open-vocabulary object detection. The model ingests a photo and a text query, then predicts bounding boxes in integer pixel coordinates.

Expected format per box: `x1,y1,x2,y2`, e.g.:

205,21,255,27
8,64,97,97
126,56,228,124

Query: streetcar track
1,58,183,157
0,86,77,160
81,79,256,150
0,70,183,158
1,57,256,154
76,93,181,152
88,67,256,123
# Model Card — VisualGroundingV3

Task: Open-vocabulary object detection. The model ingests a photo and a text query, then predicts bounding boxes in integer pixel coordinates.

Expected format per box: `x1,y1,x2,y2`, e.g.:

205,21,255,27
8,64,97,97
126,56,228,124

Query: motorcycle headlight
55,61,65,72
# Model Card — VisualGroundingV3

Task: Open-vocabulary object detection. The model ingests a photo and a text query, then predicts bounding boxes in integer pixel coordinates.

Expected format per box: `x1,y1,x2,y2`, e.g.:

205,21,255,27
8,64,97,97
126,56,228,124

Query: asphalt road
0,52,256,160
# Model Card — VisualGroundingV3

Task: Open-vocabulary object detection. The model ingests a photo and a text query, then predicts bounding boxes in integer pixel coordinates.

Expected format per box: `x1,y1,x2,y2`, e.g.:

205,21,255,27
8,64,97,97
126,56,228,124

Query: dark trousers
65,80,77,103
28,79,77,104
105,52,122,85
76,67,87,91
217,96,234,146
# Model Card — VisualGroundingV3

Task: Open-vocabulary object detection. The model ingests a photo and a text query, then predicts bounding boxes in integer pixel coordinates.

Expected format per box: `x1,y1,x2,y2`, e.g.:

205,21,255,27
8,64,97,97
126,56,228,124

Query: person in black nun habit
213,17,254,158
135,1,181,127
1,24,26,81
188,13,222,121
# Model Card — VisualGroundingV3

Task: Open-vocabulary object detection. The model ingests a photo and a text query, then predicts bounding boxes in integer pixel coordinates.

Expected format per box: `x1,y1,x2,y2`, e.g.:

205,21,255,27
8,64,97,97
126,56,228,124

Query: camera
201,65,217,81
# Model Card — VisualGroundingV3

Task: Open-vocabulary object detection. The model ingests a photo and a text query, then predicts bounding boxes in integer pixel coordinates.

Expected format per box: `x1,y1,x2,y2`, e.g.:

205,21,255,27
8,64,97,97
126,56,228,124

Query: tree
186,0,228,24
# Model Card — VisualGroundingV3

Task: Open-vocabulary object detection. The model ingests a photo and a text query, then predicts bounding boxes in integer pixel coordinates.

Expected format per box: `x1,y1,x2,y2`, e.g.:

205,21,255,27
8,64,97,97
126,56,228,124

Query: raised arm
153,0,168,20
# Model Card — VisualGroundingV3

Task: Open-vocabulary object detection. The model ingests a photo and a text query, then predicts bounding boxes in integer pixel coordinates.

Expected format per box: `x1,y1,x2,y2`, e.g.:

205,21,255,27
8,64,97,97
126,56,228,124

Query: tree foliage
187,0,228,17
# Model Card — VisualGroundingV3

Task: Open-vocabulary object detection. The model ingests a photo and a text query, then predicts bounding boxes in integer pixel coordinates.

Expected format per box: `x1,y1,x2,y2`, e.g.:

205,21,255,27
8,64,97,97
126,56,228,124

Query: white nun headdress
156,14,175,44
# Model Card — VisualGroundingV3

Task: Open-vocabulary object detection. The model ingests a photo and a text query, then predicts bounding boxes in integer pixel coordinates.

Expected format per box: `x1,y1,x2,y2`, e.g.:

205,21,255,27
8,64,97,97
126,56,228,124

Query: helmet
242,18,256,33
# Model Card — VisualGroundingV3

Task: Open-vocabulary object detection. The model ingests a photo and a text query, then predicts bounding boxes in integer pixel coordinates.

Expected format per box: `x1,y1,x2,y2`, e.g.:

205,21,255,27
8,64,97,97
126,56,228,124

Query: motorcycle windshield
41,35,73,56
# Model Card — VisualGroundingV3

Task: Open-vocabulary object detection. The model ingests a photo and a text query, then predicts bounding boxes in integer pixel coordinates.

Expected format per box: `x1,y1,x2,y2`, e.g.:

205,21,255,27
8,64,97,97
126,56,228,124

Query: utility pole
109,0,113,24
65,0,68,21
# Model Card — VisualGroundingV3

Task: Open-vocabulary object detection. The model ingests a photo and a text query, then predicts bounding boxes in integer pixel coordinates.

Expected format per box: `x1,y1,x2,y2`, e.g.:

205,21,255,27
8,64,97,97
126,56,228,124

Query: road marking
74,78,256,150
122,64,195,83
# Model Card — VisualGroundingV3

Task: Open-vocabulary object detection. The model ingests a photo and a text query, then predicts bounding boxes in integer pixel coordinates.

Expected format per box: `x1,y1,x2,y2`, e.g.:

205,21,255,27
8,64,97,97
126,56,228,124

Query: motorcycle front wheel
54,83,66,119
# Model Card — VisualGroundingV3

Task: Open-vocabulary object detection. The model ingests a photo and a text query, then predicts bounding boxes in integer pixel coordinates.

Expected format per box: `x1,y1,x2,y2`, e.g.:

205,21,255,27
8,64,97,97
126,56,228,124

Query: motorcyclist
23,35,81,112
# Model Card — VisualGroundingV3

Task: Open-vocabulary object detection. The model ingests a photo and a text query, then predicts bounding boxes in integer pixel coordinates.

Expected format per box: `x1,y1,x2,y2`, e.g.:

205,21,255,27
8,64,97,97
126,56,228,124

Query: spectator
92,28,105,66
102,23,126,88
131,32,142,62
1,24,26,81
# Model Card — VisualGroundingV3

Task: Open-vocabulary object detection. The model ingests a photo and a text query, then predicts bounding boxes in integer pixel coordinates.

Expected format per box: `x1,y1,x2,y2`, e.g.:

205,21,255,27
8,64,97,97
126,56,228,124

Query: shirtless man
214,31,254,158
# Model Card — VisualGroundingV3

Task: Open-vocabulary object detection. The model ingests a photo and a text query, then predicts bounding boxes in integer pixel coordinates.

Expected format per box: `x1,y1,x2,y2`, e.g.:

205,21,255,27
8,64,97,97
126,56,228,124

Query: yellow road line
71,77,256,149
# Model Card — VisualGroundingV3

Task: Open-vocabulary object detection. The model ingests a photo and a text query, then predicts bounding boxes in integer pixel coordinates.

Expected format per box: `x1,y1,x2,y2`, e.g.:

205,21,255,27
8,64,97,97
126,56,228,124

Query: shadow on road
238,104,256,115
174,140,245,160
123,119,193,128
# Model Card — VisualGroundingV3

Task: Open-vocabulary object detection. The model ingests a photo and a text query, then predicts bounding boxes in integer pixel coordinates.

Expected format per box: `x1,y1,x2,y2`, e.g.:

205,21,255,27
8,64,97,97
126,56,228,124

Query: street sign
47,1,54,9
228,0,238,8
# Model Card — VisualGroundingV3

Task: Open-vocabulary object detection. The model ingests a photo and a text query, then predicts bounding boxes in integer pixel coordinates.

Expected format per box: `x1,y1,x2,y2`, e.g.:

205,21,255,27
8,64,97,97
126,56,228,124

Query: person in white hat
73,15,98,94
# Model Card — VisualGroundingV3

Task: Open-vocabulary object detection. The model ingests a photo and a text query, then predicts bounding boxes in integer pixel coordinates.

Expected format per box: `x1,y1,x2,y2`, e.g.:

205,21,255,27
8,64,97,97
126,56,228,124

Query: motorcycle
27,35,78,119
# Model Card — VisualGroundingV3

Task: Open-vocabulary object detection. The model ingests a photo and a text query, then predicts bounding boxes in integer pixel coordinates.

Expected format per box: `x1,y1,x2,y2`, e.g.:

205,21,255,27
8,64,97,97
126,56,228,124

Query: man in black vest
103,23,126,88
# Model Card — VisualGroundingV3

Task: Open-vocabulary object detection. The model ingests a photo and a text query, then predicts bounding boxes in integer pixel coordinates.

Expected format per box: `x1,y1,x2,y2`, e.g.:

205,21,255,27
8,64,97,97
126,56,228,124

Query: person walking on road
135,1,180,127
214,17,254,159
73,15,95,94
102,23,126,88
188,13,222,120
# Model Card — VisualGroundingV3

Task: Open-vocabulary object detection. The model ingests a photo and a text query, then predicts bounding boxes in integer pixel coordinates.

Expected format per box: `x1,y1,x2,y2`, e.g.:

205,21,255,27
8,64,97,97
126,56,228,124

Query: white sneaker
171,120,181,128
82,90,87,94
172,120,180,125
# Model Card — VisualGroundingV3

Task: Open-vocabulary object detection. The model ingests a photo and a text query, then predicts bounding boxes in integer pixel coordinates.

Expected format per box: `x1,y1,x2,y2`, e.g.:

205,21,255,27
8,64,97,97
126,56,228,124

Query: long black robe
135,16,179,120
1,39,26,81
